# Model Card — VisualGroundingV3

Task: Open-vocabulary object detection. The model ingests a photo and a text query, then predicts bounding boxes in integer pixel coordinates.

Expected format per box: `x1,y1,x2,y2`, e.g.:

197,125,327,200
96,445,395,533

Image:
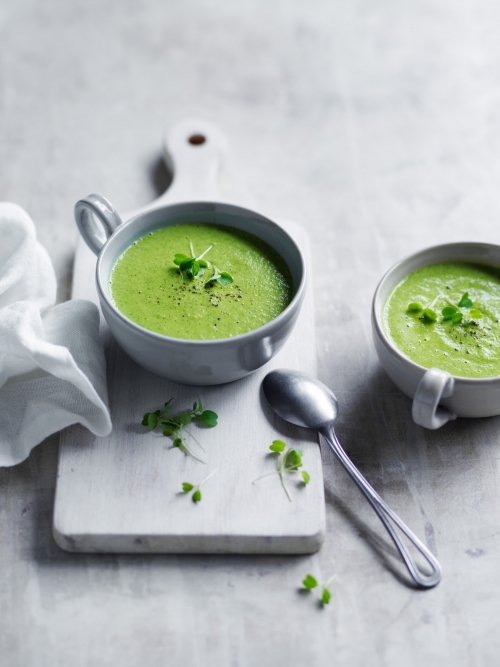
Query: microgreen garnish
301,573,336,606
181,469,218,503
205,266,233,287
408,290,485,326
442,306,457,320
423,308,437,322
173,241,233,286
174,241,211,279
458,292,473,308
253,440,310,501
142,397,218,462
407,302,422,312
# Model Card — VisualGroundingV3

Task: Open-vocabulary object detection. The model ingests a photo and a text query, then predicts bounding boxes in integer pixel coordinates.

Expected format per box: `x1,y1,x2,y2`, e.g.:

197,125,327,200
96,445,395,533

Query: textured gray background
1,0,500,665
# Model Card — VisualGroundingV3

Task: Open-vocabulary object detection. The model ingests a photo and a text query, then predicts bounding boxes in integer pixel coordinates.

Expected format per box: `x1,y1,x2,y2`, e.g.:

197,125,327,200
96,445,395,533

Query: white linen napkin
0,202,111,466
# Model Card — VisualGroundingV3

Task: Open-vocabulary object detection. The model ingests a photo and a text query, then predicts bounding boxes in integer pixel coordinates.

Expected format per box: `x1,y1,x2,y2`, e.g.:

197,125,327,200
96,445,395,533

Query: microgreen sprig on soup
173,240,233,286
142,397,218,463
253,440,310,502
182,469,218,503
174,240,212,279
407,292,483,326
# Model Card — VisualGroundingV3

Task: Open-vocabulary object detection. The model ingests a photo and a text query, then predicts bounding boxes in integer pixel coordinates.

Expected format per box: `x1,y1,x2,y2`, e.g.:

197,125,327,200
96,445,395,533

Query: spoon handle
322,427,441,588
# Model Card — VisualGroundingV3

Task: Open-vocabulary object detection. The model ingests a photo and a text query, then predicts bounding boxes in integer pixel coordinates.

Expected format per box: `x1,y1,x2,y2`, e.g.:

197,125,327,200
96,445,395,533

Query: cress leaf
302,574,318,590
285,449,302,469
198,259,208,268
452,312,463,324
178,412,192,426
192,489,202,503
217,272,233,286
205,274,221,286
174,254,189,266
321,588,332,605
164,398,174,413
302,471,311,485
442,306,457,320
172,438,183,448
163,426,175,436
200,410,218,426
423,308,437,322
407,302,423,312
182,482,194,493
146,411,160,430
193,401,198,411
270,440,286,453
470,309,482,319
458,292,473,308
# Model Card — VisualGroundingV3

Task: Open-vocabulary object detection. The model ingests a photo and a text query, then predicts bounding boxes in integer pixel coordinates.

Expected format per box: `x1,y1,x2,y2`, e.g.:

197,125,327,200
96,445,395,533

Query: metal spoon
262,368,442,588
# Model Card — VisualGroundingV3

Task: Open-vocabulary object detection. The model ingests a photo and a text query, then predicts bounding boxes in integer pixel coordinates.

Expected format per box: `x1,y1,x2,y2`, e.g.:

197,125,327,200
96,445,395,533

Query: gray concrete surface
1,0,500,665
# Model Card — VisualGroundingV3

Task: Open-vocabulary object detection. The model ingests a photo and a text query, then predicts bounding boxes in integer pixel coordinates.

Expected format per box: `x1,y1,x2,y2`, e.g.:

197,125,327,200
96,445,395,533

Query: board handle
157,119,227,205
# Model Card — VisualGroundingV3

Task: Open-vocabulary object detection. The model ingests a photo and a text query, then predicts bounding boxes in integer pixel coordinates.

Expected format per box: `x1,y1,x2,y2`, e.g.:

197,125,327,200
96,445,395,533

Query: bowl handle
74,194,123,256
412,368,457,429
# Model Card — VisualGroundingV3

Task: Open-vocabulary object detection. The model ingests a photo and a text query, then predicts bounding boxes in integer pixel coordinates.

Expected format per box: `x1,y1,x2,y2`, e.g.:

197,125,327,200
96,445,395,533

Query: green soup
110,223,293,340
384,262,500,378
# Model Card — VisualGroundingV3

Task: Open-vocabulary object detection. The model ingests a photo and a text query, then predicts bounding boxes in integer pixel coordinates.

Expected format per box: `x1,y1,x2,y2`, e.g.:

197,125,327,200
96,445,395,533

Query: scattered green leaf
302,574,318,590
200,410,218,426
142,397,218,462
321,588,332,605
470,309,483,319
452,312,463,324
301,573,336,607
142,410,160,431
254,441,310,501
181,469,217,504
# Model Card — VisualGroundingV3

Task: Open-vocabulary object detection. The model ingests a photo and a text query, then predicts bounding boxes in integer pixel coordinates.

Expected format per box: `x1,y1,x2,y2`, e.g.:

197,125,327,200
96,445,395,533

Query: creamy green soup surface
110,223,293,340
384,262,500,378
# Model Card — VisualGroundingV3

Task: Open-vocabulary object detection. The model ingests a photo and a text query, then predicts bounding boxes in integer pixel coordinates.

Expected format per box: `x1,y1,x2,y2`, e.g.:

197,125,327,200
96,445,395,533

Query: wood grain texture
53,119,325,553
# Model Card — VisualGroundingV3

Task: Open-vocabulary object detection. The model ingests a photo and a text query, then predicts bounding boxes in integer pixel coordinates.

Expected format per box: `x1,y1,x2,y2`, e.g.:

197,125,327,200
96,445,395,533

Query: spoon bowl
263,368,442,589
263,369,338,429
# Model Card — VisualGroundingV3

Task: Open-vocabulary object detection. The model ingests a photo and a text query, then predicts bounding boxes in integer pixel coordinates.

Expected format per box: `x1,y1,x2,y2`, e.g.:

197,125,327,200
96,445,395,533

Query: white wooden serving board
53,119,325,554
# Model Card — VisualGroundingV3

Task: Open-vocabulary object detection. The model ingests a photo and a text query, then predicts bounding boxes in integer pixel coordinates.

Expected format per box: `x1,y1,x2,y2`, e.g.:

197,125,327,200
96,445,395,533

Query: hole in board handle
188,134,206,146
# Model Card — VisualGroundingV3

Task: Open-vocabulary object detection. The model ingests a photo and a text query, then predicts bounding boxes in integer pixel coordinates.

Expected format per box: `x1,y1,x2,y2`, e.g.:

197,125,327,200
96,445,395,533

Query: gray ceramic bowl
74,194,306,385
372,242,500,429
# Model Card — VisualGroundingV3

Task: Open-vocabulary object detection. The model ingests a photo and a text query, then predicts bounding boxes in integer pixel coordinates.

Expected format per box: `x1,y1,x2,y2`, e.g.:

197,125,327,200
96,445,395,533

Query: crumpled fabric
0,202,111,466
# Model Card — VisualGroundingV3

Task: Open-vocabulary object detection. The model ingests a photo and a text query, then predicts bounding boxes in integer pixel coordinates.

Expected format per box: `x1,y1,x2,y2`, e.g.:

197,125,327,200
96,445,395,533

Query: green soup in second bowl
110,223,293,341
384,261,500,378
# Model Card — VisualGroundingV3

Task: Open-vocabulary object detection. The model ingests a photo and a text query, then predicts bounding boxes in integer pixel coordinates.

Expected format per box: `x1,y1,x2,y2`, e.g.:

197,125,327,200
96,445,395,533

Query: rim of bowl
372,241,500,384
95,200,307,347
